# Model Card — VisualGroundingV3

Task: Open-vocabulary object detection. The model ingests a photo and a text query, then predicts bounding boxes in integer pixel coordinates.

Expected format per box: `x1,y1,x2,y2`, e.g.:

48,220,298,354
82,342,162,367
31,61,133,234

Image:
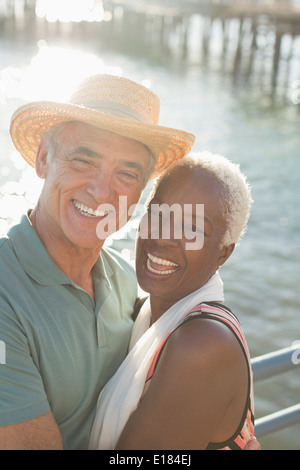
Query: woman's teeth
73,200,107,218
147,253,179,275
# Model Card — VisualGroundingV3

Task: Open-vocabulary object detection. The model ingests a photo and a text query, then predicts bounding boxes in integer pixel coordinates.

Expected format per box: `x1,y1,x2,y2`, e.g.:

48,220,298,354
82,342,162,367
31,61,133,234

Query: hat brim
10,101,195,178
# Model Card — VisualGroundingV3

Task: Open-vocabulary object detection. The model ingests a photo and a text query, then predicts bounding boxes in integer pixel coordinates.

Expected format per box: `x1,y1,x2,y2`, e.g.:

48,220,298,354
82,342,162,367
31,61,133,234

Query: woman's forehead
155,167,222,200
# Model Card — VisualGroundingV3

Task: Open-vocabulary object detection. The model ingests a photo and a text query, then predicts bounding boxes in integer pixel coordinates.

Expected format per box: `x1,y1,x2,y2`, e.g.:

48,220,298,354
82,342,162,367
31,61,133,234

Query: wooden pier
0,0,299,100
104,0,300,95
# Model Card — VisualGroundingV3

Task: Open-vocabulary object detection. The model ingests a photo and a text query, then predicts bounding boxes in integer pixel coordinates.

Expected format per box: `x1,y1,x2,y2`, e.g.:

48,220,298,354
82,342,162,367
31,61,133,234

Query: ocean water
0,18,299,449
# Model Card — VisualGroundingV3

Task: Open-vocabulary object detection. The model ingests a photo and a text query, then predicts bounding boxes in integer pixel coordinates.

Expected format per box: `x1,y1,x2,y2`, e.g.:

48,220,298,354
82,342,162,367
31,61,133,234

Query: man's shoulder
0,233,14,265
0,236,7,251
0,217,26,261
0,233,27,297
101,245,135,275
0,230,10,246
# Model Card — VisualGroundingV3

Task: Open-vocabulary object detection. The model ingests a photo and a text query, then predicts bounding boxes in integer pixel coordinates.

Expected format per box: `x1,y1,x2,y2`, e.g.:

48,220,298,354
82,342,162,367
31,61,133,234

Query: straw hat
10,74,195,178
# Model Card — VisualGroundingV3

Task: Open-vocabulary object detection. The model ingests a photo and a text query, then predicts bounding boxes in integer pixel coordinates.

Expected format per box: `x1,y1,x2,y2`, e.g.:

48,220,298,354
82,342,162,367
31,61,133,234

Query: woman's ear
218,243,235,269
35,140,50,179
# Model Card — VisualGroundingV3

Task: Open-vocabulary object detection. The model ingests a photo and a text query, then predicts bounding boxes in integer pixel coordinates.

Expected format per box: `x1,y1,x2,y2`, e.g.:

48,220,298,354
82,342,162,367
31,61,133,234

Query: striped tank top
145,301,255,450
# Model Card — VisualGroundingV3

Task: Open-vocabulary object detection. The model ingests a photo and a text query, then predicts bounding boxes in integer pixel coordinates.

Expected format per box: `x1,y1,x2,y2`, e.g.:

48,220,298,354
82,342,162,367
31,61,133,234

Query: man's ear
35,140,50,179
218,243,235,268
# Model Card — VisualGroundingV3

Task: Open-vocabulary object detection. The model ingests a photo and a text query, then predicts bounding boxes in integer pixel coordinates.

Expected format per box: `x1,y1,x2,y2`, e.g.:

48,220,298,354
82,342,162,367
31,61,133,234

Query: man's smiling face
36,121,151,250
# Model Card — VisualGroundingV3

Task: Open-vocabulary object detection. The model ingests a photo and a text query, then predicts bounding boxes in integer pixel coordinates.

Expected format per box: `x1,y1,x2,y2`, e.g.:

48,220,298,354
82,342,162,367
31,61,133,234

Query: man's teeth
73,200,107,218
147,253,178,275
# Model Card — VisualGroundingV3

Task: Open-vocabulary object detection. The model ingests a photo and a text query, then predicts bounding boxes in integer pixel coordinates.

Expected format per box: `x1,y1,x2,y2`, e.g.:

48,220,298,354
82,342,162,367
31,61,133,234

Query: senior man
0,74,195,449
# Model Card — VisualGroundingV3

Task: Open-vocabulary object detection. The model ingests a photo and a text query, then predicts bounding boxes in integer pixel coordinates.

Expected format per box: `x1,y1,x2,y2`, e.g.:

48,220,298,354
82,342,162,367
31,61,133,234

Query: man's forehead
69,145,146,170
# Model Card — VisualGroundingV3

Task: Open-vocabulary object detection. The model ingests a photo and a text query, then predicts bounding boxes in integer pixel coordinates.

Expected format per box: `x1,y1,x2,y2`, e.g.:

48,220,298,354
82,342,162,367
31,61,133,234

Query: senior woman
89,152,255,450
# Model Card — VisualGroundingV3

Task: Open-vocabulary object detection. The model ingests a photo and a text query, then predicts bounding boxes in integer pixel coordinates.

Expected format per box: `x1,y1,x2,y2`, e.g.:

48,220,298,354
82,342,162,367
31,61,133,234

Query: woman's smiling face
135,166,234,308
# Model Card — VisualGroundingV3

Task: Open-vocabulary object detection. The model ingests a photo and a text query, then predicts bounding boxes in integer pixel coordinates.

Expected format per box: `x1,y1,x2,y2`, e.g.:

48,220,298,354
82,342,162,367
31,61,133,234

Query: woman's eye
183,224,205,236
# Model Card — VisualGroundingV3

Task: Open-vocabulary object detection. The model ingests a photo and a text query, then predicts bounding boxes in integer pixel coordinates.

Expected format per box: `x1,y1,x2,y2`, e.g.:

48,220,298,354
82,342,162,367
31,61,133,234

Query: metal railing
251,344,300,438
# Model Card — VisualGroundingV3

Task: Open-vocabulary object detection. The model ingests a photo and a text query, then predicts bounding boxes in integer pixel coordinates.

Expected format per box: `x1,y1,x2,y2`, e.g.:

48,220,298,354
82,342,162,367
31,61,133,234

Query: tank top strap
146,301,246,382
186,301,252,363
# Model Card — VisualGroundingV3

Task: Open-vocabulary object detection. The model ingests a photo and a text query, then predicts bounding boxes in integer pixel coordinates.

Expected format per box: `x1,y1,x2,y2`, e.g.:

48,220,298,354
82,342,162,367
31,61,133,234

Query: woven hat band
77,101,148,124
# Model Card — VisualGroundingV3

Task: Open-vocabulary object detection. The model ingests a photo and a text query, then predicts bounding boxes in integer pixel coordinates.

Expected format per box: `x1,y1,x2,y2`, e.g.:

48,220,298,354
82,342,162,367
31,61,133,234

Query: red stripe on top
145,332,172,382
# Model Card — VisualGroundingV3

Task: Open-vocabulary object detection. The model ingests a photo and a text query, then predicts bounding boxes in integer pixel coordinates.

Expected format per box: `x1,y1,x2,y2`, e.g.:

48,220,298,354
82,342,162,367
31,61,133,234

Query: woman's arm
116,318,249,450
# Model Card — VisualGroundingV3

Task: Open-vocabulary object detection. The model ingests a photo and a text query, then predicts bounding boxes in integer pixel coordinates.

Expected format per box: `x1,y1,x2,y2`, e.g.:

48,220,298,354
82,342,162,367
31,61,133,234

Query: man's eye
73,158,95,168
73,158,89,164
119,171,138,180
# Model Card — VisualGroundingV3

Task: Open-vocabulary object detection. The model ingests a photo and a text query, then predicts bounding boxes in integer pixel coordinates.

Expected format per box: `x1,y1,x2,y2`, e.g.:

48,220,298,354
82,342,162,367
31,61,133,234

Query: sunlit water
0,22,299,449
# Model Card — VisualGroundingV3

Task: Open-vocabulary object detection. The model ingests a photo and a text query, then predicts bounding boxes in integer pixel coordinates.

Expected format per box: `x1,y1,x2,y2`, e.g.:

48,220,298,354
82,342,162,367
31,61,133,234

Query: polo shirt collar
8,213,113,286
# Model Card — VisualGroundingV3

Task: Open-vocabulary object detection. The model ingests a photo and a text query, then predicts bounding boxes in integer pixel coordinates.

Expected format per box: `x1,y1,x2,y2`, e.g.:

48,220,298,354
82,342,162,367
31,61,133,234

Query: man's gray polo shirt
0,214,137,449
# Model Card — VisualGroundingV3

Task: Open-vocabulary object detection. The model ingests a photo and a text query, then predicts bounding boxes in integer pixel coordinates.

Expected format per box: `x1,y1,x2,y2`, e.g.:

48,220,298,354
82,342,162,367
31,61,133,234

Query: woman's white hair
155,151,253,246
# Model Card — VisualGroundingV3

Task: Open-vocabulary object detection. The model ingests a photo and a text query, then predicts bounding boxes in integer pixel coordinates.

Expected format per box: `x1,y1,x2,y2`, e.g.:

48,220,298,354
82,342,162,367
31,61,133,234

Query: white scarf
88,272,224,450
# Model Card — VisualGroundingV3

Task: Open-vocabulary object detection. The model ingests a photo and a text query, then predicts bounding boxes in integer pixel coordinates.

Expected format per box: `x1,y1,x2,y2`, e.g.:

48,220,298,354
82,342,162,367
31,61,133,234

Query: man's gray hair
42,122,67,165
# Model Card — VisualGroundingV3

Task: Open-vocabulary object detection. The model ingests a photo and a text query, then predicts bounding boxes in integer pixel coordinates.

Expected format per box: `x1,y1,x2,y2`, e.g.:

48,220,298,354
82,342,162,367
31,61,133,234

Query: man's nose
87,170,114,203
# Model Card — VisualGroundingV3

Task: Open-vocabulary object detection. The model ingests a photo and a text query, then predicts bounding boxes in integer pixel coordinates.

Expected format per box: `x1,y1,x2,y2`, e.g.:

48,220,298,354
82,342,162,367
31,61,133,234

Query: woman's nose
152,237,178,249
150,219,180,245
